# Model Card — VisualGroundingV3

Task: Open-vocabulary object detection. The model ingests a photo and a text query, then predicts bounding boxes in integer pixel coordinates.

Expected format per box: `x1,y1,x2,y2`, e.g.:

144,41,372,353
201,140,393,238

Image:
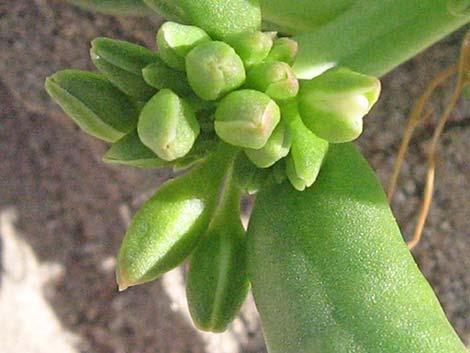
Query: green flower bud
138,89,200,161
90,38,158,100
226,31,273,68
103,130,170,168
186,41,246,101
266,37,298,66
117,143,237,289
187,176,249,332
144,0,262,39
246,61,299,101
156,21,211,71
299,67,381,143
142,60,192,96
245,119,291,168
214,90,281,149
284,104,329,191
45,70,138,142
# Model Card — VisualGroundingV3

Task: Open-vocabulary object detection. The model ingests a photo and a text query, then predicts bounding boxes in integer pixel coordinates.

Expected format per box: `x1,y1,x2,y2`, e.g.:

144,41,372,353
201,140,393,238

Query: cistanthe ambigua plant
46,1,469,352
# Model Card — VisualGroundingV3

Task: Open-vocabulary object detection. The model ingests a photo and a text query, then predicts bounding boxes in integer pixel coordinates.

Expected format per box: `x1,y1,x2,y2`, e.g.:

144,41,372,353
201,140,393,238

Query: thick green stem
292,0,470,78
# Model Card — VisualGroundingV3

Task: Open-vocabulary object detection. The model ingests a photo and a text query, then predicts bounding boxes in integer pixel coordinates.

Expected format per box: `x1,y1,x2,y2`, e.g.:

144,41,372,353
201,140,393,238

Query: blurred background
0,1,469,352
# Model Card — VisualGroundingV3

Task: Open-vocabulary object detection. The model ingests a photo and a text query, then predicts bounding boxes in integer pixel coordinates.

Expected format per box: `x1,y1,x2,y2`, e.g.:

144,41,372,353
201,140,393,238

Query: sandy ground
0,1,468,352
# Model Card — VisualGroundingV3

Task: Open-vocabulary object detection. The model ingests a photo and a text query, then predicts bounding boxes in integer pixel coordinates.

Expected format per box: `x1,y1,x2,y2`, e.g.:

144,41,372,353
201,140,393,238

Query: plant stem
292,0,470,78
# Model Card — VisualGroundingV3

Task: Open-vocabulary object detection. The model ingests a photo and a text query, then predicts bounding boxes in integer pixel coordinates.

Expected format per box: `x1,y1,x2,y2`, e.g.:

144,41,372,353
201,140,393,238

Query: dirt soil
0,1,469,352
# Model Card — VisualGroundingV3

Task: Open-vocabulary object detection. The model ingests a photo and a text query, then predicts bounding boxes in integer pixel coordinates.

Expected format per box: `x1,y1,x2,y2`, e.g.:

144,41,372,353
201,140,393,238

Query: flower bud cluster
44,20,382,332
46,20,380,191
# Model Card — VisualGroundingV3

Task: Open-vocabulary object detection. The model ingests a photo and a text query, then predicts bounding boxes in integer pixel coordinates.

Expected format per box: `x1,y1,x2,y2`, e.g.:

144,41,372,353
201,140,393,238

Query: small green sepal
284,104,329,191
245,120,291,168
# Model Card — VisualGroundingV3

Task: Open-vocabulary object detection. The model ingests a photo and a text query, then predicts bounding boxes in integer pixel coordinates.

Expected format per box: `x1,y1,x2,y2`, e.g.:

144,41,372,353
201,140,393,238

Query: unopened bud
157,21,211,71
186,41,246,101
246,61,299,101
138,89,200,161
299,67,381,143
214,90,280,149
90,37,158,100
226,31,273,68
266,37,298,66
245,120,291,168
45,70,138,142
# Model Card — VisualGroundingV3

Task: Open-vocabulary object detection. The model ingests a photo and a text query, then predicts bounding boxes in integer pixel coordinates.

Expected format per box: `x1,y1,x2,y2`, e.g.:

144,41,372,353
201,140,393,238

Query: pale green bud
246,61,299,101
90,37,158,100
214,90,281,149
186,41,246,101
266,37,298,66
299,67,381,143
138,89,200,161
226,31,273,68
245,120,291,168
142,60,192,96
45,70,138,142
156,21,211,71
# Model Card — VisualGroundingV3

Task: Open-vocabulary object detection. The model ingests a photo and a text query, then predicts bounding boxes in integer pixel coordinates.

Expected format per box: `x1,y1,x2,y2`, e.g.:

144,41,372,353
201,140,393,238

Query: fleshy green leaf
90,37,158,100
187,175,249,332
45,70,139,142
116,143,237,289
